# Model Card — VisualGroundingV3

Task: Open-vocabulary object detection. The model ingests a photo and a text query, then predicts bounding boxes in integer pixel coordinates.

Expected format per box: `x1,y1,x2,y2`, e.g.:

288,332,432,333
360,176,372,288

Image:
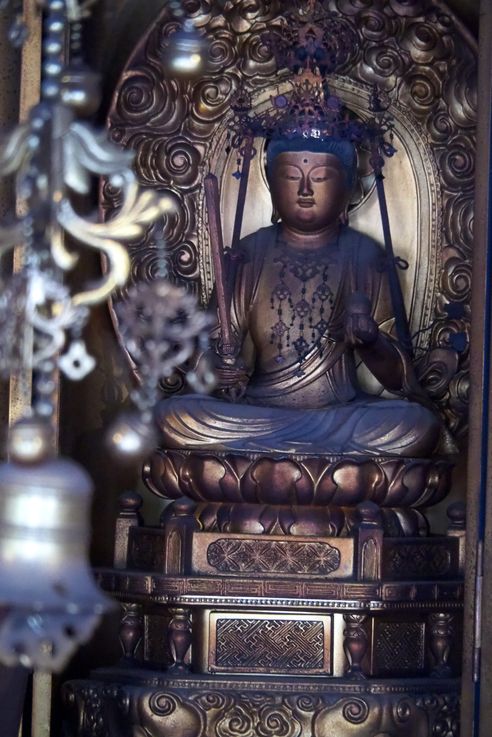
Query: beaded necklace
269,230,339,366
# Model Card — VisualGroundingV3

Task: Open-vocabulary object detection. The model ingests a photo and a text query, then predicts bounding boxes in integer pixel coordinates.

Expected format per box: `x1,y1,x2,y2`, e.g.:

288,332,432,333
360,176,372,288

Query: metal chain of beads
168,0,185,19
69,16,83,64
42,0,66,102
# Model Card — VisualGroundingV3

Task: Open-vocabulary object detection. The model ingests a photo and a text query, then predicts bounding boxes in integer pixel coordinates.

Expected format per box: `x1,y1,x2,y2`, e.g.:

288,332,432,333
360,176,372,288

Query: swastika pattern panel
212,616,329,674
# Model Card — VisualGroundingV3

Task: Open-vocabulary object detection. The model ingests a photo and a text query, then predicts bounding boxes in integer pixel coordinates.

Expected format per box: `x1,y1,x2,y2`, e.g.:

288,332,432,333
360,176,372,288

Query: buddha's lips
297,198,315,207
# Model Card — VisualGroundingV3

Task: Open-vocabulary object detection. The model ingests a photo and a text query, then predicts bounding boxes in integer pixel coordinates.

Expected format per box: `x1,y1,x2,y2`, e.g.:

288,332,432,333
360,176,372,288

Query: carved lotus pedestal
63,451,464,736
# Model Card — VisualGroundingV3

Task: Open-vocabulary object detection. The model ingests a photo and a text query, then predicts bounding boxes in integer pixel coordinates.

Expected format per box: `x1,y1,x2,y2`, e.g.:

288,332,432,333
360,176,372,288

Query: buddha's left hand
344,292,404,392
344,292,379,348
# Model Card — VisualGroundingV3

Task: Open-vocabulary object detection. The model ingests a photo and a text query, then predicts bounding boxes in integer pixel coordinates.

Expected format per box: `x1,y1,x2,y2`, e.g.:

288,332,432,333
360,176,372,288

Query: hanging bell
0,417,114,672
161,19,208,79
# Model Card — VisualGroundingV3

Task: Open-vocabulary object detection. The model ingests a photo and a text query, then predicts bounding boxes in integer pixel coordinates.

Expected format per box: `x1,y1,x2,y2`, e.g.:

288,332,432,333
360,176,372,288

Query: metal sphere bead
39,358,56,372
60,68,101,116
8,418,53,465
42,80,60,99
44,60,63,77
30,116,45,131
43,39,63,55
36,376,56,395
31,102,52,126
106,412,156,463
34,399,55,418
46,16,64,34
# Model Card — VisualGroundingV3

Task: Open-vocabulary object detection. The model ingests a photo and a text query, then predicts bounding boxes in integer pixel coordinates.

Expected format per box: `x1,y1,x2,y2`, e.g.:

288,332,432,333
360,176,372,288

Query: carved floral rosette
105,0,475,437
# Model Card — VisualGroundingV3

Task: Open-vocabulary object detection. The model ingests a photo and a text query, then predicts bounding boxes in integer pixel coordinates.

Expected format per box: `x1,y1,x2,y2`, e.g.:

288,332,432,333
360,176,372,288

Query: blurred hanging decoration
0,0,174,672
0,416,110,672
160,0,210,78
0,1,169,393
103,1,215,463
107,239,216,464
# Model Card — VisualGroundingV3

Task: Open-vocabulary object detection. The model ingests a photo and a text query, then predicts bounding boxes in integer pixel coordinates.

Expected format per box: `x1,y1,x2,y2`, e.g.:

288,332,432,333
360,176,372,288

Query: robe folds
157,225,440,457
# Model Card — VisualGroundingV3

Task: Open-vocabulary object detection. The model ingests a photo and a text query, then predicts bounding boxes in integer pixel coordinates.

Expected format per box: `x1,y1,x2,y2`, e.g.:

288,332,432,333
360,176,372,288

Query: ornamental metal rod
8,0,42,427
231,134,254,251
372,161,414,359
1,0,35,728
204,173,235,359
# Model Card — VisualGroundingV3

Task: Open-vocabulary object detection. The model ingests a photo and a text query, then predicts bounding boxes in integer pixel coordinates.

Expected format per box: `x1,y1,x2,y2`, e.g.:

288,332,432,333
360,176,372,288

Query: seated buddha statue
156,135,441,457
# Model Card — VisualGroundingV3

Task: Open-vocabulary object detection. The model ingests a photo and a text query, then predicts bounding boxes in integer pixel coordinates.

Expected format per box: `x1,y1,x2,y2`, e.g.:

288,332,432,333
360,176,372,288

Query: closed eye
310,167,338,183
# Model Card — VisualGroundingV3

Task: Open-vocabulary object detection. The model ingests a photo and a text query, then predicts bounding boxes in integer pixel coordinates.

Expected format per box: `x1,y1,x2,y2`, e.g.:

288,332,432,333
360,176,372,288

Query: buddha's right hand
215,362,249,400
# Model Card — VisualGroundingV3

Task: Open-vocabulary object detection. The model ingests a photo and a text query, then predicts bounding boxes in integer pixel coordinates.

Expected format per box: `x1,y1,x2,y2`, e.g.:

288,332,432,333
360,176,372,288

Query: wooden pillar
461,1,492,734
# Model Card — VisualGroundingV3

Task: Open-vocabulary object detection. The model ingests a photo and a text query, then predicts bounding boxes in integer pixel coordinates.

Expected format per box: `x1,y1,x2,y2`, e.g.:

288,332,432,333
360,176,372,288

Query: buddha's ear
271,204,280,223
339,203,349,226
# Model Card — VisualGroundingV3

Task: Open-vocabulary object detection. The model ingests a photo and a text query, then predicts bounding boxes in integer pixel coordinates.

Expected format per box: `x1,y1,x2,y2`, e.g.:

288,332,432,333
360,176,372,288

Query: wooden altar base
63,670,460,736
61,496,465,737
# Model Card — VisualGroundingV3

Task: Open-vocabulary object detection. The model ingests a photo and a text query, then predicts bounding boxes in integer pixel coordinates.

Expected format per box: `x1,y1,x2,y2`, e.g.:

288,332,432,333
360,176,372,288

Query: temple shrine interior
0,1,491,736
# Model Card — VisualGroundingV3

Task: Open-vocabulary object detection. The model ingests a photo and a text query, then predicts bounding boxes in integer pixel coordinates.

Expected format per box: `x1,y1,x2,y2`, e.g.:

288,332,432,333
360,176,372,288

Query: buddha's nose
298,176,313,196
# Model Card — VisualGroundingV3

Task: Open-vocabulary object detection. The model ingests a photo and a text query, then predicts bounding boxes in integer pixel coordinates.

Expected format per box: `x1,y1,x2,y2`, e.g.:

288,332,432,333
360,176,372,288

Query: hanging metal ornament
0,0,169,672
0,0,171,389
107,275,215,463
0,417,113,672
160,0,209,79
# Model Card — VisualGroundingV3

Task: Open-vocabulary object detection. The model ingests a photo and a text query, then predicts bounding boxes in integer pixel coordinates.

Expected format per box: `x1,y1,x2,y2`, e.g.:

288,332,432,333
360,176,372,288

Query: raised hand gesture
344,292,379,348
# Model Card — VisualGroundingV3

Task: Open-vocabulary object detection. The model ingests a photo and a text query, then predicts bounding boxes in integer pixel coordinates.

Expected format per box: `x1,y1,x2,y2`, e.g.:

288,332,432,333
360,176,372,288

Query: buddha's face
269,150,349,232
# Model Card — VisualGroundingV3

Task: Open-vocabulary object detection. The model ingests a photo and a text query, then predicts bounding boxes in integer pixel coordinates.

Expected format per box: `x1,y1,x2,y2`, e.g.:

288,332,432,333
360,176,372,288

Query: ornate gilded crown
227,77,396,170
226,3,396,168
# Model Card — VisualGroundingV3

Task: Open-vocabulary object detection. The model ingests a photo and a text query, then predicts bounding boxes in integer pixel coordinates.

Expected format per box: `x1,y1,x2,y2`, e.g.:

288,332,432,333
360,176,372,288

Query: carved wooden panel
63,675,461,737
106,0,476,437
371,619,426,676
208,611,332,674
190,531,354,578
382,539,458,580
207,537,341,575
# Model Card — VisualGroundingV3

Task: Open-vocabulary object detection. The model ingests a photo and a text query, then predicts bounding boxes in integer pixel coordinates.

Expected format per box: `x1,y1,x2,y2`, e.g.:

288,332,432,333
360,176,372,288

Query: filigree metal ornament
107,279,215,461
0,0,168,386
58,339,96,381
117,279,214,401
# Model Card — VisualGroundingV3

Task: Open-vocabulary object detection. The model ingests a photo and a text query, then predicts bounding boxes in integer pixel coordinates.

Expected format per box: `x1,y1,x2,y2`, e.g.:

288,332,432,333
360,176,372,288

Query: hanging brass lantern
161,19,209,79
0,417,113,672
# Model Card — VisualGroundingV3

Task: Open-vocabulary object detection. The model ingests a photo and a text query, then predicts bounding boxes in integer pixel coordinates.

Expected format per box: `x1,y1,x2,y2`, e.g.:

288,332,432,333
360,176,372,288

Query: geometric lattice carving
207,538,340,575
384,544,452,579
211,614,330,674
373,621,425,676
